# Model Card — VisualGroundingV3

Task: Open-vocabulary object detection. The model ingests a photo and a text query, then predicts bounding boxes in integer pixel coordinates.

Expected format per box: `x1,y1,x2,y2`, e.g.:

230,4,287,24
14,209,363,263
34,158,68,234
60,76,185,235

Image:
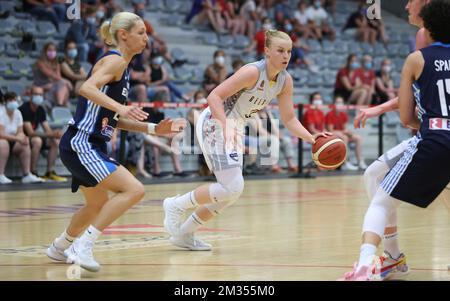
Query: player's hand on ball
310,132,332,144
155,118,187,135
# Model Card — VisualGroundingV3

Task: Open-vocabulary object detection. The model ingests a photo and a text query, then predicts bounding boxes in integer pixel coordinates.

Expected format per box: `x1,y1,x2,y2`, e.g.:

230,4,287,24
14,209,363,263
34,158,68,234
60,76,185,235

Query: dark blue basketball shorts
60,126,119,193
381,134,450,208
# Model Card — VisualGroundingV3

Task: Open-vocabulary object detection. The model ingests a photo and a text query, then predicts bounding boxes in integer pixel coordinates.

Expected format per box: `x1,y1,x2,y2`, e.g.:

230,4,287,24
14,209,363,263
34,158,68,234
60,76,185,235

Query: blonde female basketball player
45,12,186,272
348,0,446,278
163,29,329,250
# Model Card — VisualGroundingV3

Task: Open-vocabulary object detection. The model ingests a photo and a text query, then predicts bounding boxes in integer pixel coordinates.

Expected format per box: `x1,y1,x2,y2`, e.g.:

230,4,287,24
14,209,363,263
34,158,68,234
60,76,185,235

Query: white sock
54,230,75,250
79,225,101,244
383,232,401,259
358,243,377,268
173,191,199,210
179,213,205,235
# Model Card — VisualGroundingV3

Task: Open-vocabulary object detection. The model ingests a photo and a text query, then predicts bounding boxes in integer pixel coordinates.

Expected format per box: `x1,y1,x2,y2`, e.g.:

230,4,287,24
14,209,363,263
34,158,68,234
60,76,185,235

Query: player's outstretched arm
117,118,187,136
353,97,399,129
278,74,330,144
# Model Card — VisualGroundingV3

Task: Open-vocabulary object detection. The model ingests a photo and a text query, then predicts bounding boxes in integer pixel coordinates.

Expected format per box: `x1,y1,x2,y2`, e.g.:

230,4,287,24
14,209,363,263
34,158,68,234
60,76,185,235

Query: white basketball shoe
163,195,185,236
169,233,212,251
46,241,67,262
64,239,100,272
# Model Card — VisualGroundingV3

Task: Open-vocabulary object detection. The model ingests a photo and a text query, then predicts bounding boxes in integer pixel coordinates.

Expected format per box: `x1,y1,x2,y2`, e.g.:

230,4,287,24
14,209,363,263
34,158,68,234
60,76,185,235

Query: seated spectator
368,18,389,45
61,41,88,96
129,52,153,102
325,96,366,170
218,0,245,36
293,1,315,40
203,50,228,93
239,0,259,38
148,56,190,102
23,0,65,31
306,0,335,41
303,92,326,135
243,17,272,61
65,6,102,63
187,90,211,176
33,42,72,108
258,108,299,173
227,58,245,78
375,58,397,104
334,54,368,105
186,0,226,34
0,92,44,184
283,22,319,72
343,2,377,44
19,86,67,181
323,0,336,16
108,129,129,162
359,55,376,105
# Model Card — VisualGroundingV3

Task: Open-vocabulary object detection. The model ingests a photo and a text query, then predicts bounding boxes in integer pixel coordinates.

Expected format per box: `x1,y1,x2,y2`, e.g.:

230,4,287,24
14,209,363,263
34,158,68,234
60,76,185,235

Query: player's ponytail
100,20,114,46
100,12,141,47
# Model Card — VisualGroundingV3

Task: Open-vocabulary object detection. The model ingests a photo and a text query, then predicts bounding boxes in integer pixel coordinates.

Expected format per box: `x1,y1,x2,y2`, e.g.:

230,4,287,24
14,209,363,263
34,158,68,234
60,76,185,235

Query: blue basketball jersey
416,42,450,138
68,49,130,142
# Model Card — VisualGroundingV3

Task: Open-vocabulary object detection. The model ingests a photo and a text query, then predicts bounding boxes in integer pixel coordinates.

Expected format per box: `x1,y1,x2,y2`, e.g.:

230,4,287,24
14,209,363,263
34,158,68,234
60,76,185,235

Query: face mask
364,62,373,69
32,95,44,106
152,56,164,65
136,9,145,18
313,99,323,106
47,50,57,60
6,101,18,111
314,1,321,8
67,49,78,59
96,10,105,19
284,23,293,32
382,65,391,73
336,103,345,111
196,97,207,105
86,17,96,25
262,23,273,31
215,56,225,66
350,62,360,70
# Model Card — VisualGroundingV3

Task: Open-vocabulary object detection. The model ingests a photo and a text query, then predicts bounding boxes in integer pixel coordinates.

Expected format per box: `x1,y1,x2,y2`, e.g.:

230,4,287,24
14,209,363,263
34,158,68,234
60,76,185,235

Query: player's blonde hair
264,29,292,48
100,12,141,47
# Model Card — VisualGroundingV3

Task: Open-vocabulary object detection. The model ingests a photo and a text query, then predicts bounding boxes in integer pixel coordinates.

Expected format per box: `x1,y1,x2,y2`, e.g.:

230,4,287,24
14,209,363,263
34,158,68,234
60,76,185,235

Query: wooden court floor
0,175,449,281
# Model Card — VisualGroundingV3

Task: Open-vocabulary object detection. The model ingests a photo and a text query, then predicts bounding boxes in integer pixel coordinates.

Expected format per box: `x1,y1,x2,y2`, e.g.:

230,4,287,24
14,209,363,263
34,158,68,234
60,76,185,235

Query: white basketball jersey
224,59,287,119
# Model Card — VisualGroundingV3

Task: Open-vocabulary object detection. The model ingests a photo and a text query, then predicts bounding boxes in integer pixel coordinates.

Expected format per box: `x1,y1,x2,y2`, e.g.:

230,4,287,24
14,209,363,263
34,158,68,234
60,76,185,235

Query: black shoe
152,172,173,179
173,171,192,178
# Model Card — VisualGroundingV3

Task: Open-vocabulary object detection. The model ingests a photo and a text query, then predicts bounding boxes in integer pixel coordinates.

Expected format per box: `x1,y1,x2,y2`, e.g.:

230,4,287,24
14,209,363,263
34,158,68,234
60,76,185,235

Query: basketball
312,135,347,170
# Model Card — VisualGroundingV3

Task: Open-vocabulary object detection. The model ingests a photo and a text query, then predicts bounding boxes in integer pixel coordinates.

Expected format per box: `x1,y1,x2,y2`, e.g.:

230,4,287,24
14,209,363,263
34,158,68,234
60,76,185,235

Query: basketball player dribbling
163,30,330,251
340,0,450,280
45,12,186,272
351,0,450,276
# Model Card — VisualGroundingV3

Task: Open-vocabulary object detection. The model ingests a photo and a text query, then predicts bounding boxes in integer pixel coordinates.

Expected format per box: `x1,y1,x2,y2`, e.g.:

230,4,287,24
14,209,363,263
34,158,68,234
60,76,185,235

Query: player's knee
224,174,245,201
129,182,145,204
364,161,385,182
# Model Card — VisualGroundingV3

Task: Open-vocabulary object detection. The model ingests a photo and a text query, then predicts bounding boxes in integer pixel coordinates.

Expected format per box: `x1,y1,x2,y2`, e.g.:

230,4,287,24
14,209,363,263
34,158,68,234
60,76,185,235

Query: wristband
147,123,156,134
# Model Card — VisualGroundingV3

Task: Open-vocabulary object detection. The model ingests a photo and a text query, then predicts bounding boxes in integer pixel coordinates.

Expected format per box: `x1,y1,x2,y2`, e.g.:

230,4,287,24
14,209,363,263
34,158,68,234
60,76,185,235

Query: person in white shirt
0,92,44,184
305,0,335,41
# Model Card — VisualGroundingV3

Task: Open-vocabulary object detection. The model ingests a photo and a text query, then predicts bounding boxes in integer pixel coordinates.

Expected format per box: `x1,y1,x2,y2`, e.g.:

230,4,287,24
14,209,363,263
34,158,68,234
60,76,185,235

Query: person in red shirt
359,55,376,105
325,96,367,170
334,54,368,105
303,92,325,134
243,17,271,60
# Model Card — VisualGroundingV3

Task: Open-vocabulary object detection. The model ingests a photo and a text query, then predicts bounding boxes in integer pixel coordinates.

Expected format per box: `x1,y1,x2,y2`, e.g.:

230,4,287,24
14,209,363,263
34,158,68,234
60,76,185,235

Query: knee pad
204,201,229,215
362,188,400,237
363,160,389,199
209,172,244,203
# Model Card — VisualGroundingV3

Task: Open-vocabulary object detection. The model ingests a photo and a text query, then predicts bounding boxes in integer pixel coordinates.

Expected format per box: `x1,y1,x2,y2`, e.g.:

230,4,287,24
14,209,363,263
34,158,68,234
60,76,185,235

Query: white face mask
262,23,273,31
196,97,207,104
215,56,225,66
382,65,391,73
313,99,323,106
335,103,345,111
